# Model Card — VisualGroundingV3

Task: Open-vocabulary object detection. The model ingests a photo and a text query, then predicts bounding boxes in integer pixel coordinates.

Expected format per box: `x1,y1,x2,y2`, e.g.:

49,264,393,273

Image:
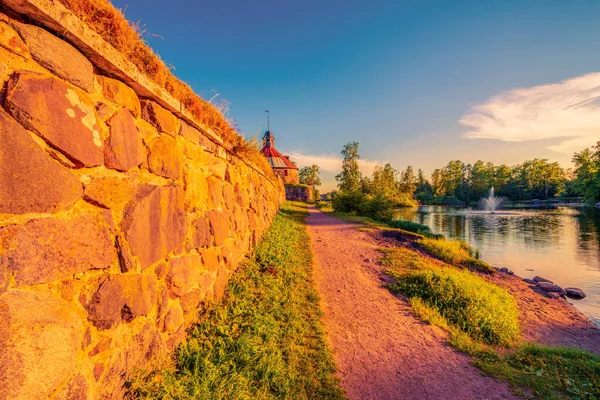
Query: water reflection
394,206,600,325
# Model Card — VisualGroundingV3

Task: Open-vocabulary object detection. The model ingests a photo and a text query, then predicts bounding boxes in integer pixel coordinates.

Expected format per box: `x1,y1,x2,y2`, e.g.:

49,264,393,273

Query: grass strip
128,202,344,399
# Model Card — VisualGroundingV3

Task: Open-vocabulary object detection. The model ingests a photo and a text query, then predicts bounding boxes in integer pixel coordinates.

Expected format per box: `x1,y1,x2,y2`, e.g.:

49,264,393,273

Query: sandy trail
306,206,516,400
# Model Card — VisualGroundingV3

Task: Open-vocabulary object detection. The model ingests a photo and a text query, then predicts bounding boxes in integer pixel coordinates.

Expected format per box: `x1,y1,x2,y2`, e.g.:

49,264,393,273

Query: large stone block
166,255,202,297
148,135,182,179
96,75,141,117
5,71,103,167
179,121,201,143
86,274,158,330
12,22,93,91
206,210,230,246
121,185,186,269
0,212,114,286
83,176,135,212
141,99,179,137
0,109,82,214
105,109,146,171
186,216,212,251
0,21,29,59
207,176,223,208
0,290,83,400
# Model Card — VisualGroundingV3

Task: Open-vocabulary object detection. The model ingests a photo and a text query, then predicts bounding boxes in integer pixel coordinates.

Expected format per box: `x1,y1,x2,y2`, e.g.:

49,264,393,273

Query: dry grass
58,0,273,177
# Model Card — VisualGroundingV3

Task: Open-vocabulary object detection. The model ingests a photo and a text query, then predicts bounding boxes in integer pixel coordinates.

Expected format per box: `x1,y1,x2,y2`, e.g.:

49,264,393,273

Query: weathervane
265,110,270,131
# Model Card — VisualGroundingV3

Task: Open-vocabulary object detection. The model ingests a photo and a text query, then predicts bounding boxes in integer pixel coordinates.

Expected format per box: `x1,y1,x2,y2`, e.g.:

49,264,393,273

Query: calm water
394,206,600,325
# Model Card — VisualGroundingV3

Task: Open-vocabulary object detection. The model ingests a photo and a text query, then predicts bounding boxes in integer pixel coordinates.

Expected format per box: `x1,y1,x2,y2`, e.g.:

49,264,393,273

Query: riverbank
316,203,600,398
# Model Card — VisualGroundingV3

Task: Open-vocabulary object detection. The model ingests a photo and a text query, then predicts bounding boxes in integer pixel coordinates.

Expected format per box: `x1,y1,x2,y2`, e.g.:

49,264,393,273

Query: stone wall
285,184,313,201
0,4,284,399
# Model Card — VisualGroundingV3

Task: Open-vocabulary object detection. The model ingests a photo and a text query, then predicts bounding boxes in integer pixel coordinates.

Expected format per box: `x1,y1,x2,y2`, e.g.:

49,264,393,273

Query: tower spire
265,110,270,132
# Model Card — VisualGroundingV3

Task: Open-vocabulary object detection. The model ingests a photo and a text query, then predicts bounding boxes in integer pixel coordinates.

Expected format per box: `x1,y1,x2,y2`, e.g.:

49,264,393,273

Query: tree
371,163,398,198
415,169,431,194
335,142,361,193
572,143,600,203
399,166,418,196
299,164,321,187
431,169,444,196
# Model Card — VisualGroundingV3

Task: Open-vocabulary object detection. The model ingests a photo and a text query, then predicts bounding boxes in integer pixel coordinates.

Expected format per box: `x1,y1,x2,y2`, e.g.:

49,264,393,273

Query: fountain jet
479,187,504,212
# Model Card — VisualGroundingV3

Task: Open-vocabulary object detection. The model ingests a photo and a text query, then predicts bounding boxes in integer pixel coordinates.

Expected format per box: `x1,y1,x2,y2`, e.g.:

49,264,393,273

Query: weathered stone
523,278,536,285
233,205,248,232
12,22,93,91
83,176,134,211
5,71,103,167
0,109,82,214
148,135,182,179
187,216,211,251
105,109,146,171
53,373,88,400
0,213,113,286
537,282,566,295
499,267,514,275
121,185,186,268
532,276,553,284
213,266,230,301
180,288,203,314
166,255,202,297
116,236,136,273
564,287,586,299
86,274,158,330
96,75,141,117
93,364,104,381
95,101,116,120
163,302,184,333
206,210,230,246
201,247,220,274
221,240,244,269
155,262,168,280
235,183,250,207
222,183,235,210
179,121,201,143
88,337,112,357
0,290,83,400
141,99,179,137
0,21,29,58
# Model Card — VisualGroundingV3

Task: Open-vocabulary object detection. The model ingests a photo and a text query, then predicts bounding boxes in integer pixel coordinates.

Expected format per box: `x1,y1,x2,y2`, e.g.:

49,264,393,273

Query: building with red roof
260,130,299,184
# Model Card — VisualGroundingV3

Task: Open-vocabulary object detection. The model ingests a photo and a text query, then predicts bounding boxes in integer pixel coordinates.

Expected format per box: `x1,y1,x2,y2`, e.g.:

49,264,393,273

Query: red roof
261,147,298,169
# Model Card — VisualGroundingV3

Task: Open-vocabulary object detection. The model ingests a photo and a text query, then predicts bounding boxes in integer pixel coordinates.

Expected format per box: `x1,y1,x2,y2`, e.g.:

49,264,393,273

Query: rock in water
523,278,536,284
564,287,586,299
499,267,514,275
537,282,566,296
532,276,553,284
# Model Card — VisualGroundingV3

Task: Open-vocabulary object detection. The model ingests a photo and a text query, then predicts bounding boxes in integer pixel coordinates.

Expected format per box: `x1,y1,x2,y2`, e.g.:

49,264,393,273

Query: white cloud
459,72,600,154
286,152,382,176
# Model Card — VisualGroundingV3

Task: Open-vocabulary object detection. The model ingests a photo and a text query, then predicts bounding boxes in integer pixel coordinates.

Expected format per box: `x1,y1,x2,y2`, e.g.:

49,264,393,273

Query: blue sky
113,0,600,190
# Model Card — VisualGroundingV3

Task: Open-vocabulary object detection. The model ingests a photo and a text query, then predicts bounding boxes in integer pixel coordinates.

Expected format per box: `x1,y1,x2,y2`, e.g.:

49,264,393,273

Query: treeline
331,141,600,213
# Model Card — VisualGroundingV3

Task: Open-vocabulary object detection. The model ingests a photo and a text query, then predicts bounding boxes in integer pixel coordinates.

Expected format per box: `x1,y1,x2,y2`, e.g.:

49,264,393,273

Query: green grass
416,237,494,273
127,202,345,400
476,345,600,400
382,247,519,347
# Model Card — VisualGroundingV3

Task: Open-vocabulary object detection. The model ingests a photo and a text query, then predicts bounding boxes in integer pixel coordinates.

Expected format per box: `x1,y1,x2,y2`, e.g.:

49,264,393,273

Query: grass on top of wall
57,0,274,177
127,202,344,400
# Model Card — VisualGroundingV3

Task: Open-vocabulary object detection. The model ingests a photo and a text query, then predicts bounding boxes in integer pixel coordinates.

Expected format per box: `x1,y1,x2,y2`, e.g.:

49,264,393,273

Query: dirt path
306,206,517,400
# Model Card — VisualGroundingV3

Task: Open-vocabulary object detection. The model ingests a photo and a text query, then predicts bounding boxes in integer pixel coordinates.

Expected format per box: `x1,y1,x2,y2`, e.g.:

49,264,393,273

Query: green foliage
387,220,432,236
335,142,361,193
128,202,344,400
284,183,310,189
299,164,322,187
572,143,600,204
383,248,519,346
360,194,395,221
476,345,600,400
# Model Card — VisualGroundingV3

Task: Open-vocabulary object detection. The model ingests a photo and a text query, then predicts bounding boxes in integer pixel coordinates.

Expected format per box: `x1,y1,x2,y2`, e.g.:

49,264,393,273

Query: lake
393,205,600,325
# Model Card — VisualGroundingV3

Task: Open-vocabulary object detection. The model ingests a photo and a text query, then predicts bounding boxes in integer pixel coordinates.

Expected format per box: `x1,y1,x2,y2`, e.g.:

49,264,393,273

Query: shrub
331,190,367,214
387,220,432,236
390,267,519,346
360,194,395,222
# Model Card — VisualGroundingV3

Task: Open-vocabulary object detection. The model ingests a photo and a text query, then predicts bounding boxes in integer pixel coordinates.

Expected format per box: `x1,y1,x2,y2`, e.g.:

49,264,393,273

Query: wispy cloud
459,72,600,154
287,152,382,176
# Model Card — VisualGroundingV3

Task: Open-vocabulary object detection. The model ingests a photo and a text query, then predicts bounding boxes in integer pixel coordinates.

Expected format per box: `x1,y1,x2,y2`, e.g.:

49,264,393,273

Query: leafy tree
299,164,322,187
416,169,432,195
372,163,399,198
399,166,418,196
335,142,361,193
572,143,600,203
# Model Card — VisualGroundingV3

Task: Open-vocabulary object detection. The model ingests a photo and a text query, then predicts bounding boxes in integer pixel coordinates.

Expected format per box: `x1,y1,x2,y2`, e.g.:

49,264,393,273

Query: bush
387,220,432,236
391,267,519,346
360,194,395,221
331,190,367,213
